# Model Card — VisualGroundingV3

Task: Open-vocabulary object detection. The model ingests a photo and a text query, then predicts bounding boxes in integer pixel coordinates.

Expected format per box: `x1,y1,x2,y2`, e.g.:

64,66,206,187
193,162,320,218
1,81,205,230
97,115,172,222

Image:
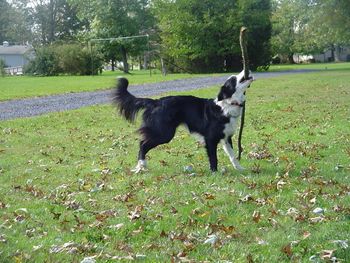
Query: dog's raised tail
113,77,155,122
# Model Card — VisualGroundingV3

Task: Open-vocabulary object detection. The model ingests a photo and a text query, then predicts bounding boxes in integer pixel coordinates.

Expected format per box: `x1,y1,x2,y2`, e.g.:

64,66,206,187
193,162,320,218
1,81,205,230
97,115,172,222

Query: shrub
0,58,6,77
24,46,61,76
25,44,103,76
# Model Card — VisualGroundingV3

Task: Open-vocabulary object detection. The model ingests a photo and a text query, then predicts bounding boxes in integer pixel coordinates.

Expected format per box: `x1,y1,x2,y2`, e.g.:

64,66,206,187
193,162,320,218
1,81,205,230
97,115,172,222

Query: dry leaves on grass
128,205,143,221
252,210,262,223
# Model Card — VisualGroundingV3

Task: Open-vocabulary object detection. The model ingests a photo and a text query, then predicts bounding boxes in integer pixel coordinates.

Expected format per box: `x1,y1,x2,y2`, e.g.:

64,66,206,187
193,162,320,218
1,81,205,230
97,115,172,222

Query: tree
0,0,32,44
238,0,272,70
0,0,12,43
153,0,272,73
271,0,309,63
15,0,88,44
272,0,350,62
92,0,154,73
302,0,350,61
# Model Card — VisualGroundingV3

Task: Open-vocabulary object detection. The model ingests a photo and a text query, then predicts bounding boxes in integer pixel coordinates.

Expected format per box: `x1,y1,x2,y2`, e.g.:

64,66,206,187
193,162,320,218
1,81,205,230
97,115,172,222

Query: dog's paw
131,166,147,174
131,160,147,174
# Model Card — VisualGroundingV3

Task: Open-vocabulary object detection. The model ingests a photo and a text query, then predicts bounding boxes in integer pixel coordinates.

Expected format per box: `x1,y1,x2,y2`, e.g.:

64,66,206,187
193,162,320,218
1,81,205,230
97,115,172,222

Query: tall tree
26,0,87,44
153,0,272,72
238,0,272,70
272,0,350,61
0,0,32,44
92,0,153,73
271,0,309,63
0,0,13,43
303,0,350,61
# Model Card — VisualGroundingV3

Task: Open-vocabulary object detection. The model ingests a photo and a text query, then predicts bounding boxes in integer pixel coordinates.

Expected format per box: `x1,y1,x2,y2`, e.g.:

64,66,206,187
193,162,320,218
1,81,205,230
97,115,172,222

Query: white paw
131,160,147,174
131,166,147,174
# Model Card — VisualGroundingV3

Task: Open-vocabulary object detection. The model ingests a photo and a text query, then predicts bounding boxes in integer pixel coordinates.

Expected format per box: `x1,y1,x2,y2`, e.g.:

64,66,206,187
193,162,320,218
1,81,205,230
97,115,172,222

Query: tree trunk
143,52,148,70
334,45,341,62
160,57,167,76
121,46,129,73
330,44,335,62
111,59,115,71
139,56,142,70
288,53,295,64
48,0,57,43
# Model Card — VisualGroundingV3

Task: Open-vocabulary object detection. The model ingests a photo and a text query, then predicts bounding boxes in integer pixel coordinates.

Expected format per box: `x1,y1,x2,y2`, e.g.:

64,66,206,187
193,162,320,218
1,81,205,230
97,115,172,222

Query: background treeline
0,0,349,75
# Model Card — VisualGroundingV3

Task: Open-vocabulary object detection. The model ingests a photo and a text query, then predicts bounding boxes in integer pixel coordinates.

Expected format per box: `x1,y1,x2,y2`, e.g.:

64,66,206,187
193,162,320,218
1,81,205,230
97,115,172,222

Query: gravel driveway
0,70,316,120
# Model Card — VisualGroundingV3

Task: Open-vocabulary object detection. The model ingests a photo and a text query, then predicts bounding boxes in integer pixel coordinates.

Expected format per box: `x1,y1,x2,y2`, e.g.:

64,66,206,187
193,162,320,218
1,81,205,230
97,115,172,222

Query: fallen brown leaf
128,205,143,221
252,210,261,223
282,243,293,257
320,249,335,260
303,231,311,239
204,193,216,200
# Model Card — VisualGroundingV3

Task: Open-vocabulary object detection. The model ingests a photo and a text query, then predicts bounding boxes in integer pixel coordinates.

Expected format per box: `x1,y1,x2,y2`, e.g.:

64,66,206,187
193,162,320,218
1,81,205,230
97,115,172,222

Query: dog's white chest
223,117,237,138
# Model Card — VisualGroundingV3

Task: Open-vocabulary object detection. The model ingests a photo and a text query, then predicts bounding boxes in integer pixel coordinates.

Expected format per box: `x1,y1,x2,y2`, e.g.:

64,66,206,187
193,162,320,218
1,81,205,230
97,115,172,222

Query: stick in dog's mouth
239,76,253,84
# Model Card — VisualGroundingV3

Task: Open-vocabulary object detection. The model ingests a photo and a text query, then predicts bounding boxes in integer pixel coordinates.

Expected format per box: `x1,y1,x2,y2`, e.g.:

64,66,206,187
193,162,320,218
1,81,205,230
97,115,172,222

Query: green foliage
24,46,60,76
55,44,103,75
24,44,103,76
238,0,272,70
302,0,350,54
92,0,154,73
272,0,350,60
154,0,272,73
0,0,31,43
0,58,6,77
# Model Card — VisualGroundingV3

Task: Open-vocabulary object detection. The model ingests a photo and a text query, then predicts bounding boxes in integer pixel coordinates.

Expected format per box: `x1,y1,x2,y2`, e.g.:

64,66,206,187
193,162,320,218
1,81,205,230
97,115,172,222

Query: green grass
0,70,221,101
268,62,350,72
0,70,349,262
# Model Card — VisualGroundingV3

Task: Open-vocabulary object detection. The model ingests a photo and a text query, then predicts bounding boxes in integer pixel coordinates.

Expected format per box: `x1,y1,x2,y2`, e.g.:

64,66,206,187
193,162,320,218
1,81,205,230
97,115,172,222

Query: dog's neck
214,98,244,117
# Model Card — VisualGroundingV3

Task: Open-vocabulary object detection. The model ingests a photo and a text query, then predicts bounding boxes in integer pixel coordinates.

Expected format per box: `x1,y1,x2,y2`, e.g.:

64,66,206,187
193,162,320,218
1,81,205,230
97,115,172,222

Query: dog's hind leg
205,139,220,172
132,126,176,173
222,137,245,171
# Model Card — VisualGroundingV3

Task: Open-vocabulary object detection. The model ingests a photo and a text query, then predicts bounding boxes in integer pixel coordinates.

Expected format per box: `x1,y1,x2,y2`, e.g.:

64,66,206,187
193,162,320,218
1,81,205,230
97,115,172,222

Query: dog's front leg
222,137,245,171
205,139,219,172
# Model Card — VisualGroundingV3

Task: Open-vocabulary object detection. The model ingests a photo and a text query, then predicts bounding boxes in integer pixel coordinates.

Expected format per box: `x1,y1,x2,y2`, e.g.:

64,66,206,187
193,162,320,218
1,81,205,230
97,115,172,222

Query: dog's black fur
113,75,250,172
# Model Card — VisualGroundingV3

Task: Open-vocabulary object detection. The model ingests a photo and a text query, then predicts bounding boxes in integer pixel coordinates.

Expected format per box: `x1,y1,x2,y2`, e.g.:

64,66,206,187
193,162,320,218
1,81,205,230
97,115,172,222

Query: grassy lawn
269,62,350,72
0,70,349,262
0,70,219,101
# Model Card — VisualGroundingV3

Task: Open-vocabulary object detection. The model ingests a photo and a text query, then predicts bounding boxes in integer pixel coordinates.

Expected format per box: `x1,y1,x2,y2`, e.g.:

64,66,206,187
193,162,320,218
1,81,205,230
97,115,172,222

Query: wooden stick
238,26,249,160
239,27,250,80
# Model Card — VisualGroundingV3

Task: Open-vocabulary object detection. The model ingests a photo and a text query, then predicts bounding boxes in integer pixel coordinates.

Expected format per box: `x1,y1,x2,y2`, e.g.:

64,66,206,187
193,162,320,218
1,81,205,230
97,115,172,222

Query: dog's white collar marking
215,99,243,117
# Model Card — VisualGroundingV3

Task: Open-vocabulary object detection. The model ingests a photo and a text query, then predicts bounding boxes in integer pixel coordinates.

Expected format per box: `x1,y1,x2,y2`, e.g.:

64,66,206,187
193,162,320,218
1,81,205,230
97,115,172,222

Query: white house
0,41,33,74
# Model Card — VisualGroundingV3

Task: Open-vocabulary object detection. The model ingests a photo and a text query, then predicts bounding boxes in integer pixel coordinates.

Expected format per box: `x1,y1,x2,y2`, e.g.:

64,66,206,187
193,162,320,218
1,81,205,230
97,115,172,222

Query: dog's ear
217,77,237,101
217,86,227,101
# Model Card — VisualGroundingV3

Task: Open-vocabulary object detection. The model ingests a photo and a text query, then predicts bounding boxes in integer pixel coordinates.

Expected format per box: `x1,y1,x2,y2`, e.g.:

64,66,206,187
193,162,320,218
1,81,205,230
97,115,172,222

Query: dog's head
216,70,253,115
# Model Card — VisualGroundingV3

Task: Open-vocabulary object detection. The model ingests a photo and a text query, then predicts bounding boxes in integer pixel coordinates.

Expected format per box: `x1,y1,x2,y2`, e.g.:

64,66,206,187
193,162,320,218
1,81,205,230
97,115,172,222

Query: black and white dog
113,71,253,173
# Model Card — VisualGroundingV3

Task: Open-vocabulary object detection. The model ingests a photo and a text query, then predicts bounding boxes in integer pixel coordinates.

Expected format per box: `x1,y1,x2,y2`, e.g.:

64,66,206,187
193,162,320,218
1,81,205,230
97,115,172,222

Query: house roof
0,45,32,55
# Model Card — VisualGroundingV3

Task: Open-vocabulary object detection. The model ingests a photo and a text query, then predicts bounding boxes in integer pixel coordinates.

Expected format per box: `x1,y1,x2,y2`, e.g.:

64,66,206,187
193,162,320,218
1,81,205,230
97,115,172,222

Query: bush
25,44,103,76
25,46,61,76
0,59,6,77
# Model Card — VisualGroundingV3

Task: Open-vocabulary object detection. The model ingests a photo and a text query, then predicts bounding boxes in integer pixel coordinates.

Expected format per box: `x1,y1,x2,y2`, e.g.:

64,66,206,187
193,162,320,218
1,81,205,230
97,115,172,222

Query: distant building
0,41,33,74
294,46,350,63
313,46,350,62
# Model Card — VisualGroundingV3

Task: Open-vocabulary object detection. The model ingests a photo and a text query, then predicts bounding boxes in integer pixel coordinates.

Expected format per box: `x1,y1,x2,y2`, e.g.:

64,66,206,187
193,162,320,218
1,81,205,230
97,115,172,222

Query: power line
90,34,149,43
